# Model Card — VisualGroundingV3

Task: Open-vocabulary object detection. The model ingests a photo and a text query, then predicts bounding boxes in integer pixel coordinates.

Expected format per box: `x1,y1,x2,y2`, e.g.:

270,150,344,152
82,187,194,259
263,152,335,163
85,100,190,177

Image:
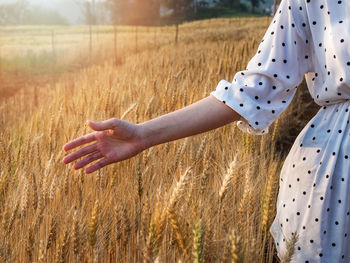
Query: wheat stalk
168,166,192,210
262,162,278,232
20,177,29,217
192,221,204,263
46,216,57,251
238,168,252,221
56,226,69,263
7,199,19,235
72,209,80,259
169,139,188,176
31,172,38,211
195,136,207,162
120,103,137,120
38,239,45,263
89,200,99,248
167,205,188,257
229,229,240,263
280,233,298,263
219,155,238,201
25,227,34,262
49,175,57,200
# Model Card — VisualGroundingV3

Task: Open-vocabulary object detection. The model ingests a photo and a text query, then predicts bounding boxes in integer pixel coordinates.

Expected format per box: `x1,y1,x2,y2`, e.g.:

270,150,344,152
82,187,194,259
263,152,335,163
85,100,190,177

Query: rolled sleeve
211,0,314,135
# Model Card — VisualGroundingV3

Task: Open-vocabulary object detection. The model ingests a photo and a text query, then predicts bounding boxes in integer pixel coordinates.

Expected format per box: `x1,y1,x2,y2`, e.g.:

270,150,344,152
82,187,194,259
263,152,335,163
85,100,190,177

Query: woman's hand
62,118,146,174
62,96,239,174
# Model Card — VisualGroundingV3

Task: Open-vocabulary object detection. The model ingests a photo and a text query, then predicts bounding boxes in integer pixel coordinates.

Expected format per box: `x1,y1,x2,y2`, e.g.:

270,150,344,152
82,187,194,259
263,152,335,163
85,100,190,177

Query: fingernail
87,120,94,127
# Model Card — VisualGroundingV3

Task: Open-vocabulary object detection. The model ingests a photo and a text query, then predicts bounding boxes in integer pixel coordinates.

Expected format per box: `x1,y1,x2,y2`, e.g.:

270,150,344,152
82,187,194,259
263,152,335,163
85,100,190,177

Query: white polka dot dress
211,0,350,262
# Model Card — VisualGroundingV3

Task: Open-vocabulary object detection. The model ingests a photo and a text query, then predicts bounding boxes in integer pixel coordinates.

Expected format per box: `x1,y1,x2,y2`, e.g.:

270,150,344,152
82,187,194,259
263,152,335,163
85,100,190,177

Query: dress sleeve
210,0,314,135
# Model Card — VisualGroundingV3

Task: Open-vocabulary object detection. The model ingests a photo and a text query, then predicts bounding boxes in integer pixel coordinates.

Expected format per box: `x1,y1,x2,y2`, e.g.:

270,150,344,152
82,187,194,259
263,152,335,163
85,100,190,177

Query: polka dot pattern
270,102,350,262
211,0,350,262
211,0,313,135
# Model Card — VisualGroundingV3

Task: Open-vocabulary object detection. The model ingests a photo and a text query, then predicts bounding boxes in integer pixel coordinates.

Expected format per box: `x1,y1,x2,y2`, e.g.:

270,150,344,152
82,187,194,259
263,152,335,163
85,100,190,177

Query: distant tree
161,0,195,23
94,2,109,25
105,0,129,24
22,7,69,25
0,1,67,25
0,0,28,25
106,0,160,26
219,0,240,8
84,1,96,25
273,0,281,14
250,0,262,12
128,0,160,25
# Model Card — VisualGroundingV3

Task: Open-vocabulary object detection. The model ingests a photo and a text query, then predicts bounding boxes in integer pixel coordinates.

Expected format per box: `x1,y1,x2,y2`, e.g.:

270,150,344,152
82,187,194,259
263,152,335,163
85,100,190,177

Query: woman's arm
63,95,240,174
140,95,239,149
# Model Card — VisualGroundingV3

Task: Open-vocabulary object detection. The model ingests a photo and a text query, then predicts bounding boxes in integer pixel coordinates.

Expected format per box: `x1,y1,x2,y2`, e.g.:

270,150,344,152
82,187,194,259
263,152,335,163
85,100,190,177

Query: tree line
0,0,69,25
104,0,266,26
0,0,269,26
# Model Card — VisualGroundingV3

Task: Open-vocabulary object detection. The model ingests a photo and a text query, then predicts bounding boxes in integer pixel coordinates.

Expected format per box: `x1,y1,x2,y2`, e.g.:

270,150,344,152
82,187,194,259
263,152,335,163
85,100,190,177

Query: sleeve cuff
210,80,269,135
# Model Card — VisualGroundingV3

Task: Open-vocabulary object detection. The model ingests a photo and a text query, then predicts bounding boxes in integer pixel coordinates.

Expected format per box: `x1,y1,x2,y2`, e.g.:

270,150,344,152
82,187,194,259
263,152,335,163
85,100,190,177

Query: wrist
137,122,156,151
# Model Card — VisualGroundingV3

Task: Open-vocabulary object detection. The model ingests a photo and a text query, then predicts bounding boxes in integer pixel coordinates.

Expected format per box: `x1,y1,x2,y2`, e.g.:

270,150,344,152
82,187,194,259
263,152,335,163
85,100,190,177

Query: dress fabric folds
211,0,350,262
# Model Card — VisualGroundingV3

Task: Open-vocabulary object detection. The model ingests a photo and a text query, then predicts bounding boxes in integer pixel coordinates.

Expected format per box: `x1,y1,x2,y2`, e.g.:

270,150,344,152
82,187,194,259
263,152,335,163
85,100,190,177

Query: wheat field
0,17,317,262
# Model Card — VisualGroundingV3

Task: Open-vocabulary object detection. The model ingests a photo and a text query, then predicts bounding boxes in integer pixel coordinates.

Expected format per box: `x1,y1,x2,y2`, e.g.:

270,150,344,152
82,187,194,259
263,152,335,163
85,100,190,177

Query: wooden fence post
273,0,278,15
51,30,56,63
85,1,93,64
175,23,179,44
0,28,3,83
154,26,157,46
0,38,2,83
135,26,138,53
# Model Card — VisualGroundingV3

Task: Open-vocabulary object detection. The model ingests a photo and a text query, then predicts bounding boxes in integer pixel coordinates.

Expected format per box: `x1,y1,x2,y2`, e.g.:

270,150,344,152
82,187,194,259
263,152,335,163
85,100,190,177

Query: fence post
135,26,138,53
175,23,179,44
85,1,93,64
273,0,278,15
0,37,2,83
0,27,3,83
154,26,157,46
51,30,56,63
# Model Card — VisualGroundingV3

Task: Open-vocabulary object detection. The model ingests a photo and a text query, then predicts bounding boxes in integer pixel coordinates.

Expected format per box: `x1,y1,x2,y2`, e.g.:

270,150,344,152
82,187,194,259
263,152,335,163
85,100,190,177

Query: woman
63,0,350,261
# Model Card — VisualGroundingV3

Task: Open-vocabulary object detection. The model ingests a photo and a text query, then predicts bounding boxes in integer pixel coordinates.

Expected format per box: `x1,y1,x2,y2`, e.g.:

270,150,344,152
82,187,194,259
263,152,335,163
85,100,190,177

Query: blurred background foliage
0,0,281,26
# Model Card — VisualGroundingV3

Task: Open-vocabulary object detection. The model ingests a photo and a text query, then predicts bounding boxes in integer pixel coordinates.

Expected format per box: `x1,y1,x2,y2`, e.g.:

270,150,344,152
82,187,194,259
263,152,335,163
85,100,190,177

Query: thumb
87,118,119,131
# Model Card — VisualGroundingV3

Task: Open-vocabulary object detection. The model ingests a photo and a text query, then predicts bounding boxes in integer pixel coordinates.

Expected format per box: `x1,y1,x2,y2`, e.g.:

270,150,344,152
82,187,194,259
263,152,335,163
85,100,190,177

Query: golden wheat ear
280,232,299,263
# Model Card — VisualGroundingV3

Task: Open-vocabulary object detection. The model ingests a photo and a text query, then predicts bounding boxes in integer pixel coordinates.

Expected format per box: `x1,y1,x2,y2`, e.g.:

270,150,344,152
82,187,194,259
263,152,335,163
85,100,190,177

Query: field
0,18,318,262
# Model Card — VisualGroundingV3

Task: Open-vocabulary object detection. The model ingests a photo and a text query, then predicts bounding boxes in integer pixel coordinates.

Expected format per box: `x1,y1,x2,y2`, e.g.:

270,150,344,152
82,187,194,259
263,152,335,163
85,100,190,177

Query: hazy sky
0,0,104,3
0,0,105,24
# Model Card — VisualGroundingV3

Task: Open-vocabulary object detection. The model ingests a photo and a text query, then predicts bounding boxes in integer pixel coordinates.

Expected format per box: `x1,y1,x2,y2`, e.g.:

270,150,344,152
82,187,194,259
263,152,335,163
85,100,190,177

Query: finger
85,158,111,174
73,152,103,170
63,132,97,151
88,118,119,132
63,143,97,164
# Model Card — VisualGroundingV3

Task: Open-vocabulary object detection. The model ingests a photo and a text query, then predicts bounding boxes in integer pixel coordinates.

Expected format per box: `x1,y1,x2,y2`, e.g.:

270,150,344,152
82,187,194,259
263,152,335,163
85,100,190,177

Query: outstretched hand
62,97,239,174
62,118,146,174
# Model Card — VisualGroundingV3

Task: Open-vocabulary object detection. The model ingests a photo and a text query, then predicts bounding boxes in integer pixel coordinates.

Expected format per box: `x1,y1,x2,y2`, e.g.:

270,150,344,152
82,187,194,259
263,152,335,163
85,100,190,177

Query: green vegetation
196,6,264,20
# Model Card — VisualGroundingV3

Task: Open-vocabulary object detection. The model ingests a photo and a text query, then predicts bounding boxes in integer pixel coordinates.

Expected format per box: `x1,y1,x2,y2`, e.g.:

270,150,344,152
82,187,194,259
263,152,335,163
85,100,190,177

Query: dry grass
0,17,318,262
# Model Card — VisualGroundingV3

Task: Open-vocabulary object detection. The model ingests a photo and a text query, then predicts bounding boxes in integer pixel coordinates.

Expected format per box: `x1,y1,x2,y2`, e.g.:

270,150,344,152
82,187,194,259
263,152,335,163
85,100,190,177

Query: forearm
139,95,240,149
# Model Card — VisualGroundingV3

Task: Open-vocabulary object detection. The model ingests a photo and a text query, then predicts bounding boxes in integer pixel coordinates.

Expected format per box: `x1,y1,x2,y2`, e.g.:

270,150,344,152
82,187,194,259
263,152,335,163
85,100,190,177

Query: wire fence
0,17,271,88
0,24,183,78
